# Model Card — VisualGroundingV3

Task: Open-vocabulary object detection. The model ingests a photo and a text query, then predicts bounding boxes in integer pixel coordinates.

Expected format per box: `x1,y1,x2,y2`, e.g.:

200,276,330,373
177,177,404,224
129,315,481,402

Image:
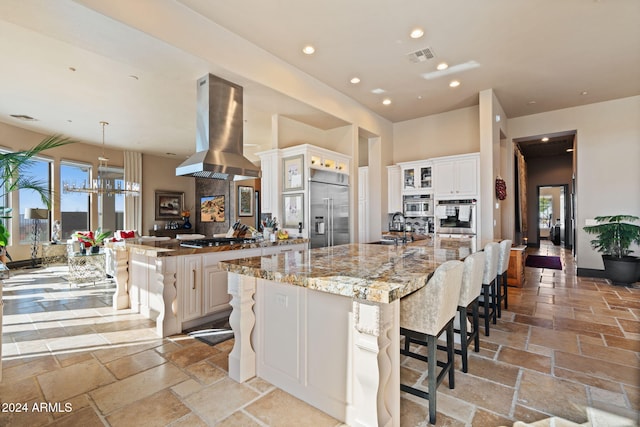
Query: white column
227,272,257,382
348,299,400,427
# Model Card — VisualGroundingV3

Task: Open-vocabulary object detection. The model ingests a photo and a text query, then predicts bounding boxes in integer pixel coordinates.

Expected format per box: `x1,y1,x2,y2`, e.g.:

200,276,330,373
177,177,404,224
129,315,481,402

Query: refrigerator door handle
323,198,330,247
329,199,334,246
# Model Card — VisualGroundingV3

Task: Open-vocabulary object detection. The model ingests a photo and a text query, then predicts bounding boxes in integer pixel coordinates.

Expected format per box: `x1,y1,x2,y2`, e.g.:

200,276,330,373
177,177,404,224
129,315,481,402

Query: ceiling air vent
407,47,436,63
10,114,38,122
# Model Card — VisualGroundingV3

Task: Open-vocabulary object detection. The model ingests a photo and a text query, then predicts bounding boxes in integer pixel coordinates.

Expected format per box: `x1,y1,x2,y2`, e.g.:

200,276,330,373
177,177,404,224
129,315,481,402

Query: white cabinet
180,255,202,322
257,149,281,214
203,264,229,315
433,154,479,198
398,160,433,194
309,149,350,174
387,165,402,213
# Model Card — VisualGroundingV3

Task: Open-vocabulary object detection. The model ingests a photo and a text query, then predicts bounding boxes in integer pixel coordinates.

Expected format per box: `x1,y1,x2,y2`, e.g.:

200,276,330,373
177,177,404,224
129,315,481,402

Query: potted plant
73,229,113,254
0,135,75,264
584,215,640,285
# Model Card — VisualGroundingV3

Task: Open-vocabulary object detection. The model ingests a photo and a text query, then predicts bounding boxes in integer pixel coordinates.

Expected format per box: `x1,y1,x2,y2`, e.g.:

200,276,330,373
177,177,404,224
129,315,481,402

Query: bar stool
478,242,500,336
454,251,486,373
400,260,464,425
496,239,512,318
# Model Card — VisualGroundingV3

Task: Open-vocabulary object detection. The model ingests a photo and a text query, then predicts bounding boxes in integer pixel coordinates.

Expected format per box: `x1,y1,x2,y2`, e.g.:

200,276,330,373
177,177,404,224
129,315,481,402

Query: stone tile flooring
1,242,638,426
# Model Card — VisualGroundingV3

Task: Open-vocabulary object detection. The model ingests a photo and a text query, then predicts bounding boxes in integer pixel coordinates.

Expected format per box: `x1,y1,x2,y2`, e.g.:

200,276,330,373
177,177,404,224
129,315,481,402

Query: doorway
537,184,569,247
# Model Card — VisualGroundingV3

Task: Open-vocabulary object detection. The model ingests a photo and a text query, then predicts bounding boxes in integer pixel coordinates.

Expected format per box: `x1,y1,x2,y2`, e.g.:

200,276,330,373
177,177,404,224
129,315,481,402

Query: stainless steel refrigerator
309,169,350,248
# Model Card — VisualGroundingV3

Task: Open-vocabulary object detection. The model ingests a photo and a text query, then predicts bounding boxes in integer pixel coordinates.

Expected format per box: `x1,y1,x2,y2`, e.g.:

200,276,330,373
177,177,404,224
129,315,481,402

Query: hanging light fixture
63,121,140,196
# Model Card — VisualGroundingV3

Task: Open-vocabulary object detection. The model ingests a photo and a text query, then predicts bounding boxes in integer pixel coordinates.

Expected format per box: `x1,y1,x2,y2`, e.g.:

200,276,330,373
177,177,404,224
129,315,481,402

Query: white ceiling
0,0,638,161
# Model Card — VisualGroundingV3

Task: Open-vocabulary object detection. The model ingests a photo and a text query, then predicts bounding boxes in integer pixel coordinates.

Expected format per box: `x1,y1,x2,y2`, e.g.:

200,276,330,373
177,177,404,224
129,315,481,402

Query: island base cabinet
180,255,202,322
228,272,400,426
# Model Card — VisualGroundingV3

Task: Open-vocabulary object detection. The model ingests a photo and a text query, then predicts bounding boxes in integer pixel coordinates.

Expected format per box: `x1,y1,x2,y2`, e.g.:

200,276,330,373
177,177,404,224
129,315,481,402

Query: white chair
454,251,486,373
400,260,464,425
496,239,512,318
479,242,500,336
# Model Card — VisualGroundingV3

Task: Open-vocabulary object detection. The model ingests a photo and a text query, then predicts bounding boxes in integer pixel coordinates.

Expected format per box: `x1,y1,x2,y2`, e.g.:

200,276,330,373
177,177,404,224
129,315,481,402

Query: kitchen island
105,237,307,337
219,238,474,427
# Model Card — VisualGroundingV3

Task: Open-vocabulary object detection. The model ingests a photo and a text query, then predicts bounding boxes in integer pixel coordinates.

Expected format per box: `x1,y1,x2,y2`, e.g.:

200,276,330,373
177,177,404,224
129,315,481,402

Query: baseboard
577,268,607,279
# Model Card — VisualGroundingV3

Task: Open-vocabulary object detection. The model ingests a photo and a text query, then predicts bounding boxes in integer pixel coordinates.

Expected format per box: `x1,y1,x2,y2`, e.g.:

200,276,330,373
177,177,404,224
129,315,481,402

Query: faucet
391,212,408,244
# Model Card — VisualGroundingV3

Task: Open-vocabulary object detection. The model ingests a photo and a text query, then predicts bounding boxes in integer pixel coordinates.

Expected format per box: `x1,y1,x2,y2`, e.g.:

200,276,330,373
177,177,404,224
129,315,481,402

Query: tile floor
1,242,638,426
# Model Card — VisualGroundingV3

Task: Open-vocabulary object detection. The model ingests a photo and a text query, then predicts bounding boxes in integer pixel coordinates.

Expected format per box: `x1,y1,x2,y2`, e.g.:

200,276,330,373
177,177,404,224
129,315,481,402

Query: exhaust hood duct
176,74,260,180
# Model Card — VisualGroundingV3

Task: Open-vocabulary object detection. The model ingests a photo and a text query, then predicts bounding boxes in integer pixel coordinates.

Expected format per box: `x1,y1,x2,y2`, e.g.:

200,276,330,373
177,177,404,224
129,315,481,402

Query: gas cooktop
179,237,257,248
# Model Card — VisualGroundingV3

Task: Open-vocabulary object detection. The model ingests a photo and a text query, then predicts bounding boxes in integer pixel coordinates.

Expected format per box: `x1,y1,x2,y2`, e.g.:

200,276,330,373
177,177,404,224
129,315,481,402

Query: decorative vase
182,216,192,229
263,227,273,240
91,246,100,254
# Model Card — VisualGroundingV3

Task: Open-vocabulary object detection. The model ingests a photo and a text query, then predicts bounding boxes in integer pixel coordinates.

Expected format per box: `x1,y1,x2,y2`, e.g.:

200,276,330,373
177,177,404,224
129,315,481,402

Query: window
60,161,91,239
19,157,52,243
97,166,125,232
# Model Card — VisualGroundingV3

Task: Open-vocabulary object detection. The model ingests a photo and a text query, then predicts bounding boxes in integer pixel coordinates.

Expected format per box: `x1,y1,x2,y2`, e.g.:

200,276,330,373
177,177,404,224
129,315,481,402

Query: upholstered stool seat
400,260,464,425
453,251,485,373
496,239,512,318
478,242,500,336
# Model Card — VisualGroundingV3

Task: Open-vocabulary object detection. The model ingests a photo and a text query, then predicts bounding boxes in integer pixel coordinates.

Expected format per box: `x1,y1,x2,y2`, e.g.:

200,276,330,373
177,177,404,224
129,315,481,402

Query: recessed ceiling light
541,137,549,142
68,67,76,72
436,62,448,71
566,148,574,152
371,88,385,94
449,80,460,88
350,77,361,84
528,100,537,105
382,99,392,105
129,75,139,80
581,91,588,96
166,152,176,156
417,95,423,100
302,45,315,55
410,28,424,39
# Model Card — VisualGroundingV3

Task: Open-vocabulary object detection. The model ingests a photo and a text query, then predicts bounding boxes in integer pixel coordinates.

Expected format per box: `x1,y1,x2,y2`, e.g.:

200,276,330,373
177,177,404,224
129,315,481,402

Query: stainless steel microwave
403,194,433,217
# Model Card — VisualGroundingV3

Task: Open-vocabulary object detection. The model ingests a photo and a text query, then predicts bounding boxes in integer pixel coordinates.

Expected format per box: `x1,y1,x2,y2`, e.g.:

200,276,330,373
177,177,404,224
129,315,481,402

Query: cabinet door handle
192,270,196,290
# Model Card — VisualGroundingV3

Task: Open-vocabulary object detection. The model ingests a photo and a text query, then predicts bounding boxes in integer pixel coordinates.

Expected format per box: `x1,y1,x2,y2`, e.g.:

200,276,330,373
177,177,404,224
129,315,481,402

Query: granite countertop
220,238,475,304
105,237,308,257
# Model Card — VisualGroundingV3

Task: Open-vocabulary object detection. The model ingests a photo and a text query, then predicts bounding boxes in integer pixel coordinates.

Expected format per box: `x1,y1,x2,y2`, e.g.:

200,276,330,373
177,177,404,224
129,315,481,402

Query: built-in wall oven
403,194,433,217
435,199,476,235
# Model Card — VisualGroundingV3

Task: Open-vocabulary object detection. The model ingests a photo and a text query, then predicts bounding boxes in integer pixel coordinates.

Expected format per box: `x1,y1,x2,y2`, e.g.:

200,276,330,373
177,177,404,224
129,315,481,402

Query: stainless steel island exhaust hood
176,74,260,180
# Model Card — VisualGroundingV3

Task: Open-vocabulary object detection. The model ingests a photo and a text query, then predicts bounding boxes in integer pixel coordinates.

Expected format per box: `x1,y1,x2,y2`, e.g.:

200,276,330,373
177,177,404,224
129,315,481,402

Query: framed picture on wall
283,193,304,228
283,155,304,191
155,191,184,220
201,195,225,222
238,186,254,217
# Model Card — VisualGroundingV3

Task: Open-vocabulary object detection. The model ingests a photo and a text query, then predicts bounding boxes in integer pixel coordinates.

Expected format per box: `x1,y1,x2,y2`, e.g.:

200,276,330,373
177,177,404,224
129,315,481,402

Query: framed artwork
201,195,225,222
283,155,304,191
155,191,184,220
283,193,304,228
238,185,254,217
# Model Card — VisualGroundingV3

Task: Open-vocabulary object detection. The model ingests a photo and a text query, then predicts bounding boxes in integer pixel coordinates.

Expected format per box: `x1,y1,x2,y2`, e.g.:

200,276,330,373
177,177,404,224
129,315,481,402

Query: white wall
393,106,479,163
508,96,640,271
479,89,509,244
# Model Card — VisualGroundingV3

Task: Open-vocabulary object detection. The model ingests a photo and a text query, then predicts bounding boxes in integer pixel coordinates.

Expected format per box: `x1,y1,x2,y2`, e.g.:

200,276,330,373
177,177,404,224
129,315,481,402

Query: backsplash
387,213,433,234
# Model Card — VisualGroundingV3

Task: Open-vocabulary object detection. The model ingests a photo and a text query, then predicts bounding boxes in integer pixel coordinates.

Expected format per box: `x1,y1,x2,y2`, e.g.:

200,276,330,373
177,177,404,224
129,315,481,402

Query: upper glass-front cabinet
401,162,432,192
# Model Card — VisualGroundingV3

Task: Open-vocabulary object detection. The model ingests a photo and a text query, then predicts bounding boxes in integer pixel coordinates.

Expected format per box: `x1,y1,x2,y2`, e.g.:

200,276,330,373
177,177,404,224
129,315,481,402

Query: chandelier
63,121,140,196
